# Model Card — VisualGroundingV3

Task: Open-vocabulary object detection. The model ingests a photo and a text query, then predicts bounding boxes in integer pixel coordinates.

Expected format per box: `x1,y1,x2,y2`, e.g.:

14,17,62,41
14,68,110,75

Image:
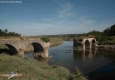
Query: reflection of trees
97,49,115,58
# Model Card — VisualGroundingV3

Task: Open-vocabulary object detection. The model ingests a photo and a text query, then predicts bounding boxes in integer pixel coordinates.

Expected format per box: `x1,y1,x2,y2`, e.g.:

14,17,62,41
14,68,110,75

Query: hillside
0,54,87,80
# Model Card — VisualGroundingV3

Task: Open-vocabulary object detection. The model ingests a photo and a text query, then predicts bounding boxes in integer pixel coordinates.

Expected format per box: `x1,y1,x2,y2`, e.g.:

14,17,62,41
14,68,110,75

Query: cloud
57,3,77,19
45,3,95,25
79,16,94,24
42,3,97,34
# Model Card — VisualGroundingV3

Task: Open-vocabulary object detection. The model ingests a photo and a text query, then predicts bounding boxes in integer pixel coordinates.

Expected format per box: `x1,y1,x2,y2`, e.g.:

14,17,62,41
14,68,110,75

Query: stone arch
85,40,90,44
92,39,96,43
31,43,44,53
28,42,46,60
91,39,96,48
0,44,18,55
84,40,90,49
88,38,96,49
82,38,97,50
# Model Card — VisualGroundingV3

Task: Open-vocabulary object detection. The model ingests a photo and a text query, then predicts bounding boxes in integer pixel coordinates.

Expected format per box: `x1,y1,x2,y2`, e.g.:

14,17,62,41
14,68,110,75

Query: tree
103,24,115,36
88,30,107,42
0,28,21,37
109,24,115,36
5,29,8,33
103,28,110,35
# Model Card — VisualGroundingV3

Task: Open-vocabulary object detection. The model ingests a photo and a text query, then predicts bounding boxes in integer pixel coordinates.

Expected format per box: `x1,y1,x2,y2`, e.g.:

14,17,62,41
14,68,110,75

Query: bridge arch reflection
73,48,98,60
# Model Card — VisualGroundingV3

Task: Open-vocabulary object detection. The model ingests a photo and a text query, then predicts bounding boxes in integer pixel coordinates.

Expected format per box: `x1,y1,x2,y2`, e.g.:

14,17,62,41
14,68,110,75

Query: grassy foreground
0,54,87,80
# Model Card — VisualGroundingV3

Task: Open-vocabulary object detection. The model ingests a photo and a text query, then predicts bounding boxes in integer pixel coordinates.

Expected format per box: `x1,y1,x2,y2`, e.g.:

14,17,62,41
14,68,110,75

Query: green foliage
103,28,110,35
88,24,115,44
88,30,110,44
103,24,115,36
88,30,104,41
49,38,63,47
41,37,50,43
109,24,115,36
0,29,21,37
73,38,77,42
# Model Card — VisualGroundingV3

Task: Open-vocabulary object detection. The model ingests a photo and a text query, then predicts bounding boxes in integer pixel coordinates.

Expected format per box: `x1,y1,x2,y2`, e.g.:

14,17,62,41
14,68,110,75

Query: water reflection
74,48,98,60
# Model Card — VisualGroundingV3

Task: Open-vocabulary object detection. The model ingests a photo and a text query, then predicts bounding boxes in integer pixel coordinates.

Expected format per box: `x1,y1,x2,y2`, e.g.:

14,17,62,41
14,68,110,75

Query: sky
0,0,115,36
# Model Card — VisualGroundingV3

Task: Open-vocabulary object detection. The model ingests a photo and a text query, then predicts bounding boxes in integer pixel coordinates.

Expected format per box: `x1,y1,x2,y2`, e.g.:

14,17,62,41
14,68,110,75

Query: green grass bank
0,54,87,80
50,38,64,47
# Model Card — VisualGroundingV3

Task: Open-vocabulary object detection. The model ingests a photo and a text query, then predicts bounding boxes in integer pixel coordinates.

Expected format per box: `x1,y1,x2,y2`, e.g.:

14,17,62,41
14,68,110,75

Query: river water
25,41,115,80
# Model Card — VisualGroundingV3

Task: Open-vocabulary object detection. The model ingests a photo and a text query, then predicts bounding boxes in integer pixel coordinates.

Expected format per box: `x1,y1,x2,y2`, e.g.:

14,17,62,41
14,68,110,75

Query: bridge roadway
0,38,50,57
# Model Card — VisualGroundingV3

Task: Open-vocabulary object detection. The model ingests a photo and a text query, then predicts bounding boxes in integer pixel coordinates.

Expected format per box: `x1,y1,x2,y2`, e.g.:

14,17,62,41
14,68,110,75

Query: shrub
41,37,50,43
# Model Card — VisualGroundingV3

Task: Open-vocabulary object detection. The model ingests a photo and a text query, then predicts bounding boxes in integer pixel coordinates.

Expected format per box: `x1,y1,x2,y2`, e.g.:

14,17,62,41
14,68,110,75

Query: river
25,41,115,80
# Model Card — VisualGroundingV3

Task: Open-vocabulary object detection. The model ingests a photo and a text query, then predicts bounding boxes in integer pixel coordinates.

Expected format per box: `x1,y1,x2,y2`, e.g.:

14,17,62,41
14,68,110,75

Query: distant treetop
103,24,115,36
0,29,21,37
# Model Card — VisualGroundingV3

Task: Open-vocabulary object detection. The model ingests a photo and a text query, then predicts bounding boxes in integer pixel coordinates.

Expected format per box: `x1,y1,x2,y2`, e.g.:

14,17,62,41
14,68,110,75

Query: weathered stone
0,38,50,57
74,38,97,50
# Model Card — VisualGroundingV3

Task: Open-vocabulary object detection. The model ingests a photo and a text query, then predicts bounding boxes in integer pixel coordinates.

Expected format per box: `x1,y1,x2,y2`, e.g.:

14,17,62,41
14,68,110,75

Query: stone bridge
0,38,50,57
74,37,98,50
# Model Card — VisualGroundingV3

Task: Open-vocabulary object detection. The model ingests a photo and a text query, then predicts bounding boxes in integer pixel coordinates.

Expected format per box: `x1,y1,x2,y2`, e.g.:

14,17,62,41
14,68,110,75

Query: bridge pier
88,49,93,58
44,47,49,58
18,49,24,57
83,43,85,50
82,49,86,60
94,48,98,55
95,41,98,47
89,42,92,49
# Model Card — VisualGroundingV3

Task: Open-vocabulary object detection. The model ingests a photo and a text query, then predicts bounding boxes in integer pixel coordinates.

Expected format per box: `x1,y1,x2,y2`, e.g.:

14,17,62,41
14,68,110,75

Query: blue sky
0,0,115,36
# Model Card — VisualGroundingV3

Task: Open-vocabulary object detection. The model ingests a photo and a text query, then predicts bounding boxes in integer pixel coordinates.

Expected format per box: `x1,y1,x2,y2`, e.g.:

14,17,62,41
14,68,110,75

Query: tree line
0,29,21,37
88,24,115,44
103,24,115,36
